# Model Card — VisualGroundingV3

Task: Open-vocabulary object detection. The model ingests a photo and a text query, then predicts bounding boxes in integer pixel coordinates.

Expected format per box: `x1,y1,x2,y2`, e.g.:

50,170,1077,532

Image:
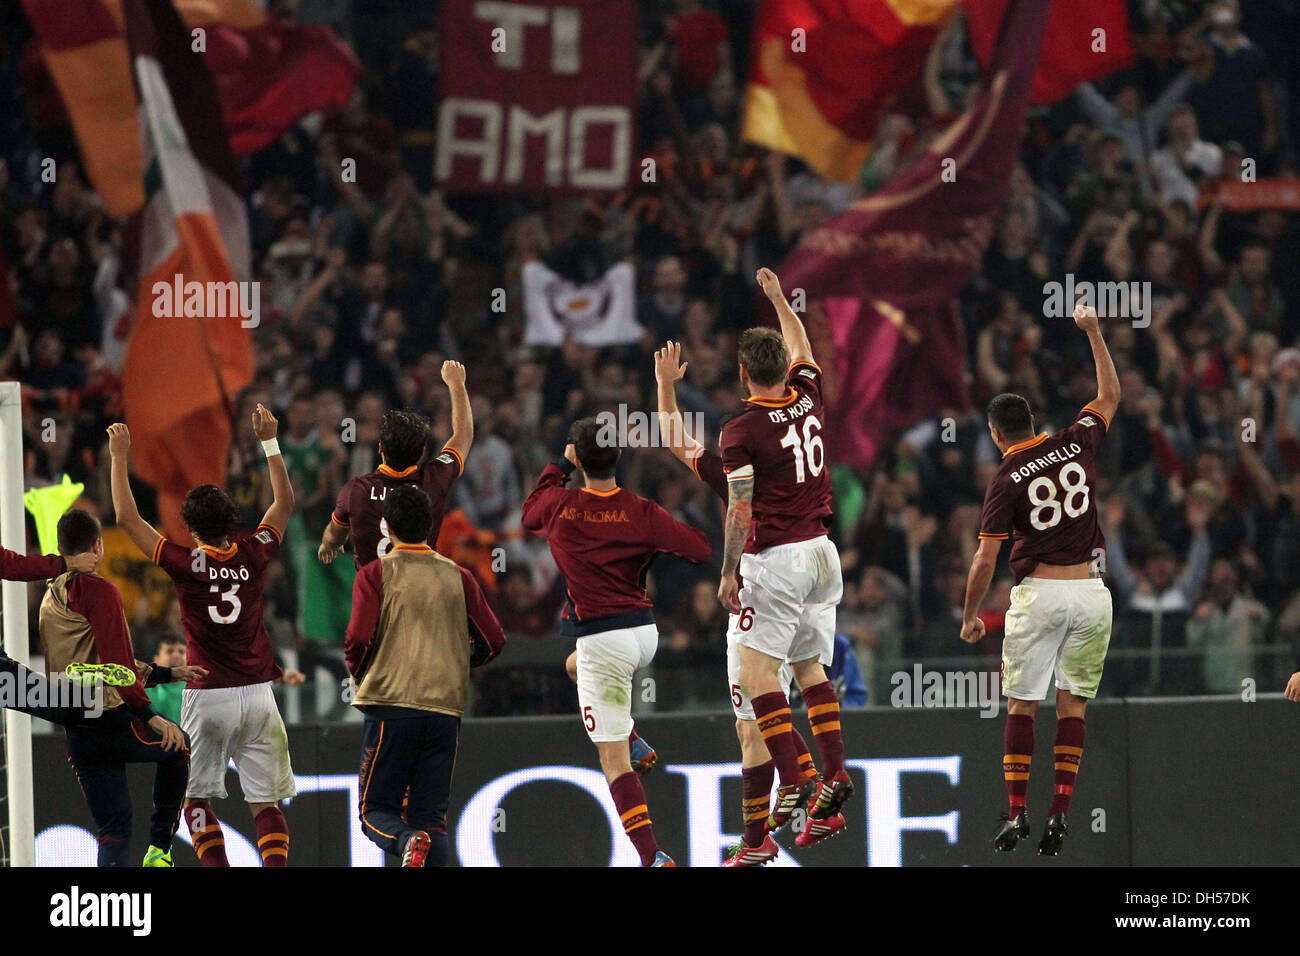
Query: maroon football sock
609,772,660,866
791,727,820,781
255,805,289,867
1049,717,1086,817
802,681,845,777
740,759,774,848
1003,714,1034,817
185,801,229,867
752,692,803,785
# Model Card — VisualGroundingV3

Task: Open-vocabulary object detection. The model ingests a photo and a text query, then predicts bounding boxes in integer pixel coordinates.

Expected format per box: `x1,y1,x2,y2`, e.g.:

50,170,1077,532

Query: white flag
522,260,643,347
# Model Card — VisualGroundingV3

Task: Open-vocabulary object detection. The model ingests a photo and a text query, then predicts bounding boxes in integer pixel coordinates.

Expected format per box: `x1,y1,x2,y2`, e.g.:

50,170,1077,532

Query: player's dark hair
986,393,1034,440
182,484,240,545
737,327,788,387
57,508,101,556
379,409,430,471
569,417,620,480
383,484,433,545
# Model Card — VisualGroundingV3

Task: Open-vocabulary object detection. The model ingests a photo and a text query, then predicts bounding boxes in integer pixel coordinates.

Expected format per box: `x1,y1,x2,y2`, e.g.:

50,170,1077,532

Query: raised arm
106,423,163,558
654,341,706,468
521,451,575,533
441,360,474,465
1073,304,1121,423
1074,82,1119,128
755,267,814,366
253,403,294,536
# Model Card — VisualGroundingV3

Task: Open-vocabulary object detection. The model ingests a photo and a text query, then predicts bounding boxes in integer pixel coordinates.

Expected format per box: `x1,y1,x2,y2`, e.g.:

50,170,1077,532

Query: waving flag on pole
742,0,960,182
121,0,253,541
773,0,1051,469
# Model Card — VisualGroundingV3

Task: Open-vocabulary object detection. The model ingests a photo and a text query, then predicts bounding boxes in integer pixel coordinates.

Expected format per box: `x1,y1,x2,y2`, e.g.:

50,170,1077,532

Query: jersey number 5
1027,462,1091,530
779,415,824,484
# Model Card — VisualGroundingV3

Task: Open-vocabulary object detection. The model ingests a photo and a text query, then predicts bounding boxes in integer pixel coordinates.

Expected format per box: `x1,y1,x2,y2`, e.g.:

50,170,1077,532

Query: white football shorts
1001,576,1113,701
735,535,843,668
182,681,296,802
574,624,658,743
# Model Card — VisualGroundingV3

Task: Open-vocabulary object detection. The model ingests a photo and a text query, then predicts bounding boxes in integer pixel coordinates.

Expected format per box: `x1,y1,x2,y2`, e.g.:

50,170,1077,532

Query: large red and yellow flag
742,0,960,182
121,0,253,541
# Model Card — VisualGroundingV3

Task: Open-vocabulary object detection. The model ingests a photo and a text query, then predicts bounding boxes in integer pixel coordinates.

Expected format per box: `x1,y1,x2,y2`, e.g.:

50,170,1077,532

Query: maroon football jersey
152,525,283,689
332,448,462,568
521,462,712,636
690,447,728,501
979,405,1110,583
719,360,833,552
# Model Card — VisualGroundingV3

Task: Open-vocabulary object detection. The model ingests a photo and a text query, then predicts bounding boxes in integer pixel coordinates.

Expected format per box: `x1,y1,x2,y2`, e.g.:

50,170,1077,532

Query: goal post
0,381,35,866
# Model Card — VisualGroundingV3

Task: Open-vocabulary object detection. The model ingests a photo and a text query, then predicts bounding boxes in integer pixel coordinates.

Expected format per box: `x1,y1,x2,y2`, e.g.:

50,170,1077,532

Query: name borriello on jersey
1007,440,1084,484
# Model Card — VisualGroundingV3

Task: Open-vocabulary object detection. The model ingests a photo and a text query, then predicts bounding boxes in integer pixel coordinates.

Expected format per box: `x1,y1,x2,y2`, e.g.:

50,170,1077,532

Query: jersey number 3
1027,462,1091,530
779,415,824,484
208,583,242,624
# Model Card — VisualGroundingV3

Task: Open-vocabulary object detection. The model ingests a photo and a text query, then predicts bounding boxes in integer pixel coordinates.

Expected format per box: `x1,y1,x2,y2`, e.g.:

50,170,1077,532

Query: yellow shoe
143,846,173,867
66,662,136,687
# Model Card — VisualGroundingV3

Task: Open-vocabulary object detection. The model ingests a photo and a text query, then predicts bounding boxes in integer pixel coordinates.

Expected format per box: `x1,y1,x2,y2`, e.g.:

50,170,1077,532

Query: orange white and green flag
120,0,253,541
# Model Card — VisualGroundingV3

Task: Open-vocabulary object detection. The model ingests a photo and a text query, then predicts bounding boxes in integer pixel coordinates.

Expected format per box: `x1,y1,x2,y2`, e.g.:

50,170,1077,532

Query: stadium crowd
2,0,1299,717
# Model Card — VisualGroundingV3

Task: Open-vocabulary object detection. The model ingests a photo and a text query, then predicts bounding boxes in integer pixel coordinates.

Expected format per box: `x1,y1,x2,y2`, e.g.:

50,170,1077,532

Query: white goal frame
1,381,35,866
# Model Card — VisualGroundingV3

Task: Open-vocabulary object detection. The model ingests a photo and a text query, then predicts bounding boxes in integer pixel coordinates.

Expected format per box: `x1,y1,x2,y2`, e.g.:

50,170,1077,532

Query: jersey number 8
1027,461,1091,530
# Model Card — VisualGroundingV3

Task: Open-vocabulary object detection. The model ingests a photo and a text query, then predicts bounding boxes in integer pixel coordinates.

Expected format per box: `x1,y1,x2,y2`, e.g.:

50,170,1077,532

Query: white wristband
261,438,281,458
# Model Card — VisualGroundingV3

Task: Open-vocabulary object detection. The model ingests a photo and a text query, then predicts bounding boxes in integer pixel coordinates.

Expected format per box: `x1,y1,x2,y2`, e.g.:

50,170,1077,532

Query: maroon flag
436,0,637,194
203,22,360,157
775,0,1051,469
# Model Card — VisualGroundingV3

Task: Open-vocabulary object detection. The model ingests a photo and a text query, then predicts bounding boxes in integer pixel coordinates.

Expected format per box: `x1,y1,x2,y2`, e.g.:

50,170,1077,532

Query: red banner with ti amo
773,0,1051,470
436,0,637,194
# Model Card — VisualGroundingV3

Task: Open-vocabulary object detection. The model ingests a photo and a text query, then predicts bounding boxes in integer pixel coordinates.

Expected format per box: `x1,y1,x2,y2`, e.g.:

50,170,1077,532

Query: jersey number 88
1027,461,1090,530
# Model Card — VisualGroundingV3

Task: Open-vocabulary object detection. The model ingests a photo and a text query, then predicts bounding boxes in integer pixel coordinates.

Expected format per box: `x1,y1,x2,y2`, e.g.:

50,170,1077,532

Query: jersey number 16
779,415,824,484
